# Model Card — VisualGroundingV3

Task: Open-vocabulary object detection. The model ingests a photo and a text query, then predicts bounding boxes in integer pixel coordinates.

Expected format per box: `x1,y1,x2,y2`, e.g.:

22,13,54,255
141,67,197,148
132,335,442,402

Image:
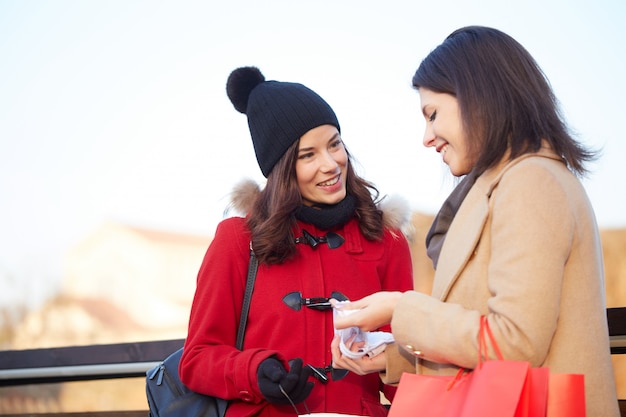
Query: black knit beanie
226,66,340,177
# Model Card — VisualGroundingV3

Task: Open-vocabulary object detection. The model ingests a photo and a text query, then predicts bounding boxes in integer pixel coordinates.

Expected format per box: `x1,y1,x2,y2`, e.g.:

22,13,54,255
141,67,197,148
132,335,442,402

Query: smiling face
296,124,348,206
419,88,474,176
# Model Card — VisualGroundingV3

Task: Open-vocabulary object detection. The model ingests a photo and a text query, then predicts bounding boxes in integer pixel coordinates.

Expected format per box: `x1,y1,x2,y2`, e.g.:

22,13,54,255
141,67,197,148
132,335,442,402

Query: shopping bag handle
447,316,505,390
478,316,504,366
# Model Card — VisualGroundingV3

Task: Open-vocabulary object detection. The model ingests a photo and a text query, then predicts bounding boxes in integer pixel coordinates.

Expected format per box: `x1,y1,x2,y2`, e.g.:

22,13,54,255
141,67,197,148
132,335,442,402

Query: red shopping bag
546,373,585,417
388,371,467,417
524,367,550,417
462,360,548,417
478,318,585,417
388,317,552,417
388,361,543,417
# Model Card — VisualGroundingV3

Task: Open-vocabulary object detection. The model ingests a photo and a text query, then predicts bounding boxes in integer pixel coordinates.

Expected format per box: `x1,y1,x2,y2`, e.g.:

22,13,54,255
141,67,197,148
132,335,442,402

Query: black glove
257,357,313,405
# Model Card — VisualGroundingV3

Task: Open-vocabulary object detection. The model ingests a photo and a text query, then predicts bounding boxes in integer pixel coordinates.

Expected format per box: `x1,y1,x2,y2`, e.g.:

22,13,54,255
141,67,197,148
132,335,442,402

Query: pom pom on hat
226,66,265,114
226,66,340,177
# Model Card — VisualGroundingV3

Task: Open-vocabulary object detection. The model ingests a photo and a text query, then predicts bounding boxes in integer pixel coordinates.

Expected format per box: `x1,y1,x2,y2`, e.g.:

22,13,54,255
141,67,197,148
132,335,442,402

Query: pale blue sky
1,0,625,309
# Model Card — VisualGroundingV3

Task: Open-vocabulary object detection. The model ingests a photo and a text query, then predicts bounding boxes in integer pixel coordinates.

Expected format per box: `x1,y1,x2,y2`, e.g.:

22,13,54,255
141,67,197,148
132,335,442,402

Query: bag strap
478,316,504,366
235,248,258,350
448,316,505,389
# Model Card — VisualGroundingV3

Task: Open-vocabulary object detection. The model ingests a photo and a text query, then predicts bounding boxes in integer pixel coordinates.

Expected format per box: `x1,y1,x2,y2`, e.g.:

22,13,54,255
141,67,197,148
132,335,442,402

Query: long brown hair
412,25,597,177
247,138,384,265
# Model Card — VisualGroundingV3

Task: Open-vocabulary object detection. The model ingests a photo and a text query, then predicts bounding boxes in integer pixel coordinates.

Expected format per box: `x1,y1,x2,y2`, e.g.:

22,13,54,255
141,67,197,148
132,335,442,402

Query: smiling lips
319,174,340,188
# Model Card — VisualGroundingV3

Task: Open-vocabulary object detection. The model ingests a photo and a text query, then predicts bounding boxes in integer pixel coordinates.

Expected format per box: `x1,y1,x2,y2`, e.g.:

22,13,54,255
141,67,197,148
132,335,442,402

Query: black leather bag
146,348,228,417
145,251,258,417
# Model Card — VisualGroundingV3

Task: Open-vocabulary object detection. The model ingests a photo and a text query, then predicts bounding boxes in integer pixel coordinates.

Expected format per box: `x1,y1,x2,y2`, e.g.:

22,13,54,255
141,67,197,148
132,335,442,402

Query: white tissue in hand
333,301,395,359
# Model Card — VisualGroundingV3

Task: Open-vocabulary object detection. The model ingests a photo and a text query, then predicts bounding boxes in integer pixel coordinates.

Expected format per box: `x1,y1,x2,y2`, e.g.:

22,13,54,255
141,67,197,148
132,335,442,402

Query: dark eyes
330,139,343,149
298,139,343,160
428,110,437,122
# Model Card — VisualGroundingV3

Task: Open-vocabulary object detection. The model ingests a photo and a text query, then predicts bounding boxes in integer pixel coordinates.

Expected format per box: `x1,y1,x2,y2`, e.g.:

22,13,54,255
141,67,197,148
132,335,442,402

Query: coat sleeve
375,228,414,336
380,227,414,293
179,218,281,403
378,228,415,398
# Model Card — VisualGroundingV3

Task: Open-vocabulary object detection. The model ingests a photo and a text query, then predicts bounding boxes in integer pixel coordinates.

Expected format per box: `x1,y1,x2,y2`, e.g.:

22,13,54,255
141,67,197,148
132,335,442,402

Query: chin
449,165,468,177
320,193,346,206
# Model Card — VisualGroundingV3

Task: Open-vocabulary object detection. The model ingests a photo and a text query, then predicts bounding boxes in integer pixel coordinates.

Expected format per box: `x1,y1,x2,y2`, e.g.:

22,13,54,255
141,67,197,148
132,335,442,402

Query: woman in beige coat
331,26,619,417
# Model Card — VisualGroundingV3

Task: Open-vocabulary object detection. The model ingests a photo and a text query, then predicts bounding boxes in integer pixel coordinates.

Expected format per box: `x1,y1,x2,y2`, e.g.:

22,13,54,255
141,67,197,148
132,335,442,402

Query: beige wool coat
383,147,619,417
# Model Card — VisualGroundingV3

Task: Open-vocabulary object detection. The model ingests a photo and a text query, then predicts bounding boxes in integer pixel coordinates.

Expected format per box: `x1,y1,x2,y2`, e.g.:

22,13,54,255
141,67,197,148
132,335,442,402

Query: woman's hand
331,291,403,331
330,334,386,375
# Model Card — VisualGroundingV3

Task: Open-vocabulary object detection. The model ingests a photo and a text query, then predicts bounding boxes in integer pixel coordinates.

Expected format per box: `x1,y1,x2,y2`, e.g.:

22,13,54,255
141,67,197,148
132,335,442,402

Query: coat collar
228,179,413,235
431,145,564,299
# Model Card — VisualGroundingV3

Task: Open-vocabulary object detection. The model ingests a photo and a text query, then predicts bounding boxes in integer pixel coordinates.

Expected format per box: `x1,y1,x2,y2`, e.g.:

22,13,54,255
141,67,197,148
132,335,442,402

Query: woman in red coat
179,66,414,417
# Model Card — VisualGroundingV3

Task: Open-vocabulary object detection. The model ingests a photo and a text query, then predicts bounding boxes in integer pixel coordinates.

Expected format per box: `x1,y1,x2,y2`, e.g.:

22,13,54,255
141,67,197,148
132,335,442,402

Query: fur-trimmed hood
227,179,414,240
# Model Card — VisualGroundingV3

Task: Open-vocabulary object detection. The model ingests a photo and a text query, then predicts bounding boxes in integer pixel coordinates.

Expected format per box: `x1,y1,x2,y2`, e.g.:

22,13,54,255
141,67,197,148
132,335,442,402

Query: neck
295,195,356,230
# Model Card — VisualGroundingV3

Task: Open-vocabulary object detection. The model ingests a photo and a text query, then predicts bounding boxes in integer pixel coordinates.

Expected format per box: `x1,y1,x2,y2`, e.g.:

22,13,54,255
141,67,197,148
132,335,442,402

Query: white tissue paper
332,300,395,359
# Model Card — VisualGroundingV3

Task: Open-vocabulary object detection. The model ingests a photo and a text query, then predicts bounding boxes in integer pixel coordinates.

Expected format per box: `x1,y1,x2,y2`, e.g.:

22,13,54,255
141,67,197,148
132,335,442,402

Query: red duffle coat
180,215,413,417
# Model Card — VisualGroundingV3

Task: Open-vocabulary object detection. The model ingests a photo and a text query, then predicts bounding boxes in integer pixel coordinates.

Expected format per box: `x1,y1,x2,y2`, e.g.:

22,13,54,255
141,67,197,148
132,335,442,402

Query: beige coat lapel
430,174,491,299
431,147,561,300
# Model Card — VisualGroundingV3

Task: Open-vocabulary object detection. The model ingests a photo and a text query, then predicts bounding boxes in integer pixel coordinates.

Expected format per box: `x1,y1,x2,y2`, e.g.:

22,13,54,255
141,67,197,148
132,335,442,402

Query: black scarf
295,194,356,230
426,170,478,269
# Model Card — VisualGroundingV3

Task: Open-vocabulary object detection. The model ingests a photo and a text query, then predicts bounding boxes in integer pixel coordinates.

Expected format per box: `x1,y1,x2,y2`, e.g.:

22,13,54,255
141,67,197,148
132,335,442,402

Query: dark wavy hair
247,138,384,265
412,25,597,177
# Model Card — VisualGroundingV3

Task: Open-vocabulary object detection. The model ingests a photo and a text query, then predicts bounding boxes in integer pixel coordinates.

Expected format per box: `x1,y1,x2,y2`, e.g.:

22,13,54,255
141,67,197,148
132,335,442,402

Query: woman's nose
320,152,339,172
422,124,436,148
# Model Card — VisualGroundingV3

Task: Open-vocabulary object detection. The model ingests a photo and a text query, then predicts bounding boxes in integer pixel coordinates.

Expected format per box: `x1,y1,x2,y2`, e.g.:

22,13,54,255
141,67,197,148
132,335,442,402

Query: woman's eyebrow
299,133,340,152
